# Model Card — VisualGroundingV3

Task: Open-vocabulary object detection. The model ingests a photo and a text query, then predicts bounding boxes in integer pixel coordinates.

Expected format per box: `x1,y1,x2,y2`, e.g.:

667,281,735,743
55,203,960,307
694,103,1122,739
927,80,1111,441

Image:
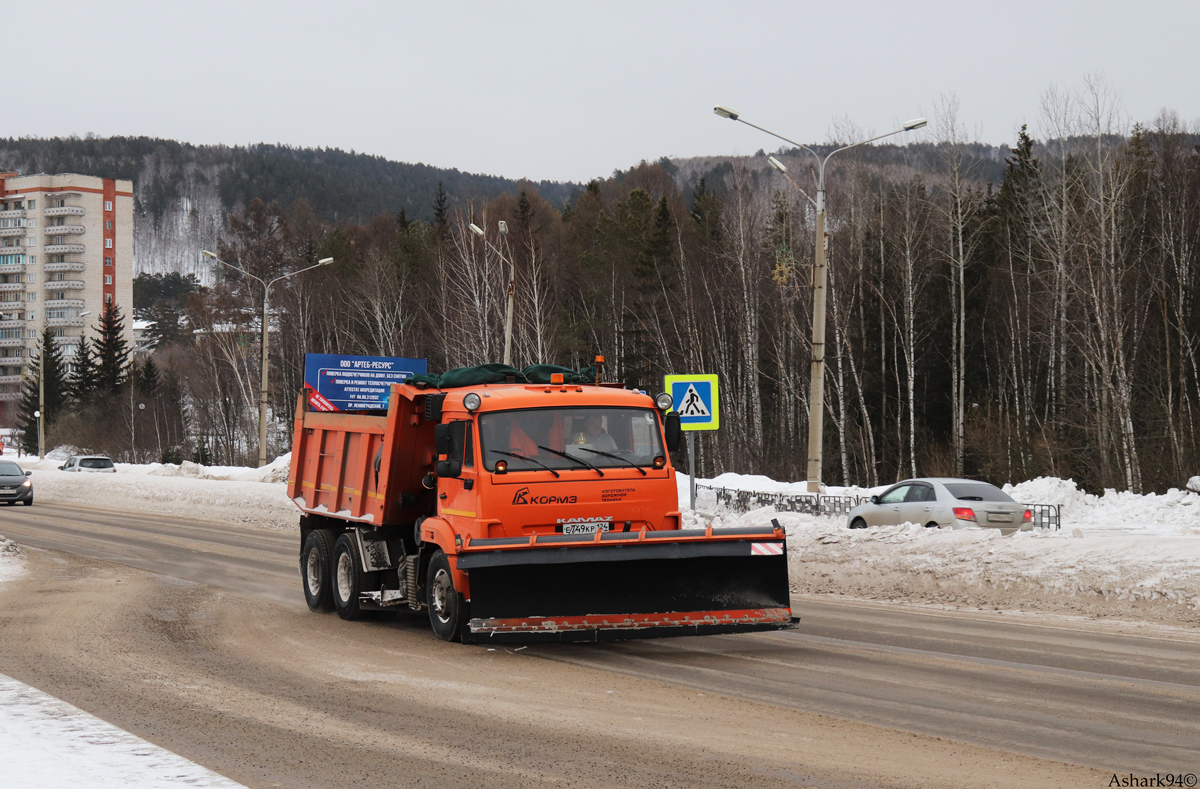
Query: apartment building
0,172,134,420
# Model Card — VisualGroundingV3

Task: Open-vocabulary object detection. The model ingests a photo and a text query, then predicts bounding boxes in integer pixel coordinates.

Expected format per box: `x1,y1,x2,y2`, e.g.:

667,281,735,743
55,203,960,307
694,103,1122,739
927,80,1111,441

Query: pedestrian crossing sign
664,374,720,431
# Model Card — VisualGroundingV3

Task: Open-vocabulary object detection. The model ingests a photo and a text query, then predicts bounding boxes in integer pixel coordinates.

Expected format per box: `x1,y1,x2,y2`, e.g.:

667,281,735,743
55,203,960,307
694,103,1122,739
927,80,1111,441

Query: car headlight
22,479,31,487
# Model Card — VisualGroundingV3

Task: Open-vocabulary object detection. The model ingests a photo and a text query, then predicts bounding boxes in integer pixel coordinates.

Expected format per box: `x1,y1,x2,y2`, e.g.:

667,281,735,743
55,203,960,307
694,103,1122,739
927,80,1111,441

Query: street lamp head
713,105,739,121
469,223,485,237
768,156,788,173
497,220,508,235
318,257,334,266
201,250,219,260
903,117,928,131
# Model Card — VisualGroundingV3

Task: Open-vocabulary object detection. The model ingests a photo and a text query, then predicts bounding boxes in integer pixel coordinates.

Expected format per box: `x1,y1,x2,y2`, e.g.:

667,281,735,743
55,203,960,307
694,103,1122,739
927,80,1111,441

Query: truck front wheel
301,529,335,613
426,550,468,642
332,533,366,621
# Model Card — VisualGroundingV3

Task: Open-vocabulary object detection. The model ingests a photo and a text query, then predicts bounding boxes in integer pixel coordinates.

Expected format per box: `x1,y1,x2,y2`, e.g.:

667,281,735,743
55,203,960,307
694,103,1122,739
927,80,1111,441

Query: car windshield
0,461,22,475
80,457,114,469
943,482,1013,502
479,407,663,471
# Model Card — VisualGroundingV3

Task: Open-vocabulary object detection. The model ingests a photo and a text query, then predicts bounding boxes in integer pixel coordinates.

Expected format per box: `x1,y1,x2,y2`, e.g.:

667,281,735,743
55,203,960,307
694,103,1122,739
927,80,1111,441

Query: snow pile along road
19,457,297,532
0,536,23,586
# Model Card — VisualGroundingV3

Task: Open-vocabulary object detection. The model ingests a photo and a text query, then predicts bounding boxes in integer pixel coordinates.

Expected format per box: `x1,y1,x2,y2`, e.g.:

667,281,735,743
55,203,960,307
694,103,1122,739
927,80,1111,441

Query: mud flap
456,529,792,644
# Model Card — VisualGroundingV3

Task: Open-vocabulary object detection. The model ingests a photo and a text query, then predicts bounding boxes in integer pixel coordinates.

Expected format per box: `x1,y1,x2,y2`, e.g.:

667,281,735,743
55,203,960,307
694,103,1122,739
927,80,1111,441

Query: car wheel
300,529,335,613
426,550,468,642
331,533,366,621
850,517,867,530
925,522,938,529
22,498,32,506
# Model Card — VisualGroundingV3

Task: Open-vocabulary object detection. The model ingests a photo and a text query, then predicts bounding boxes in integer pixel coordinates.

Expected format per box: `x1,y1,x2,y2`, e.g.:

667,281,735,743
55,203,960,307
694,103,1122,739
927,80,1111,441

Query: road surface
2,500,1194,786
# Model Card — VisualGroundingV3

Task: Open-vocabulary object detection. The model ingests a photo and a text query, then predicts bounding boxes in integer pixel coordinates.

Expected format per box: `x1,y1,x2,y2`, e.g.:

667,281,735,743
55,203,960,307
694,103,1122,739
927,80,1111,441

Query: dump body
289,380,792,642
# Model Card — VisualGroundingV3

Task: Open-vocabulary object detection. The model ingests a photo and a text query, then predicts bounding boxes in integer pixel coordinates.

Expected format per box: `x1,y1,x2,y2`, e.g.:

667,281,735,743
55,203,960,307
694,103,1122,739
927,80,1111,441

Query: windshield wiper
538,446,604,477
577,447,648,476
488,450,560,478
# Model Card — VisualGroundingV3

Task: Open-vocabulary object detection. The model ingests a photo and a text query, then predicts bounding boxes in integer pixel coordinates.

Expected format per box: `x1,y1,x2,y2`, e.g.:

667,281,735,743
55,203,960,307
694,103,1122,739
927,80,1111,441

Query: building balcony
0,209,25,219
0,318,25,327
0,227,26,238
44,298,85,309
43,243,85,255
0,374,23,385
0,390,21,402
46,317,84,327
0,283,26,292
0,263,25,274
44,224,85,235
42,206,86,218
46,279,87,291
43,261,86,273
0,338,25,348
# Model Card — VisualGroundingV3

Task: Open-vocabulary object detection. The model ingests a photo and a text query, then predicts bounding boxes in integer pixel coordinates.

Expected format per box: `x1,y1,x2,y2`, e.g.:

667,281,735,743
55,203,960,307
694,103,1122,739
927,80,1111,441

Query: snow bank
0,536,23,587
1004,477,1200,535
24,464,297,531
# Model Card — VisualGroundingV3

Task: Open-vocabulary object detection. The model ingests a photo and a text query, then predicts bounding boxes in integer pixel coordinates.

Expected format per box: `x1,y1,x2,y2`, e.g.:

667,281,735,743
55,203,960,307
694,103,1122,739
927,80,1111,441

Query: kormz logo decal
511,486,577,505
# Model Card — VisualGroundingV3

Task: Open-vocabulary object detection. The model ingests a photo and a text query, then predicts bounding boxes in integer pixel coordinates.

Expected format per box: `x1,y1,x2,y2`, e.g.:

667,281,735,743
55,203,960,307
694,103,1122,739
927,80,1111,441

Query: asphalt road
2,500,1195,785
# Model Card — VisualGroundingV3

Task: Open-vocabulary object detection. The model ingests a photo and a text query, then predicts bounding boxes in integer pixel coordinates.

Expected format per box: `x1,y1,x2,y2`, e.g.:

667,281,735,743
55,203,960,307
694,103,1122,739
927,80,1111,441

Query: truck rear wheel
301,529,335,613
332,533,367,621
426,550,468,642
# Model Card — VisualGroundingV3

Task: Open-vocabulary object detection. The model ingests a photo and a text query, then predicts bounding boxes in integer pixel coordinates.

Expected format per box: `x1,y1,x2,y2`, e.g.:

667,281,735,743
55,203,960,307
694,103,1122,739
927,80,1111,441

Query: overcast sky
9,1,1199,184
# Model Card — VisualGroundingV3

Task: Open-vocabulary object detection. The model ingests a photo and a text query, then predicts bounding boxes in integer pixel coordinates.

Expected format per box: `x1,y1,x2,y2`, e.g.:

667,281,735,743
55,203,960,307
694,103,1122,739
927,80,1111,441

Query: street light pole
202,251,333,467
469,222,517,367
715,106,926,492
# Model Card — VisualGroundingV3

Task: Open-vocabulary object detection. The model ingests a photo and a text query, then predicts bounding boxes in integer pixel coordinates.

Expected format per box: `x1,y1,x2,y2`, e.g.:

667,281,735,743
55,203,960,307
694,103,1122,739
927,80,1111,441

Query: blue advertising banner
303,353,427,412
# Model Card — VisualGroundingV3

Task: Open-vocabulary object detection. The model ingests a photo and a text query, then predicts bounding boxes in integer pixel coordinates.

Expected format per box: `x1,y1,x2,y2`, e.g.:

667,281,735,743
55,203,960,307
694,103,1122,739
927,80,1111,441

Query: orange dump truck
288,372,792,643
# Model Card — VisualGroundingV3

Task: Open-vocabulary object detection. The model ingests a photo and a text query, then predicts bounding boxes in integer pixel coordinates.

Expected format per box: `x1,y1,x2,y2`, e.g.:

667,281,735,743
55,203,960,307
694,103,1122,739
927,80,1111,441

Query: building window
104,257,113,266
26,237,36,247
104,293,112,305
27,200,35,209
28,256,34,266
105,239,113,249
104,201,113,212
27,311,34,320
25,218,34,227
104,275,112,285
105,221,113,230
27,292,35,302
26,273,34,283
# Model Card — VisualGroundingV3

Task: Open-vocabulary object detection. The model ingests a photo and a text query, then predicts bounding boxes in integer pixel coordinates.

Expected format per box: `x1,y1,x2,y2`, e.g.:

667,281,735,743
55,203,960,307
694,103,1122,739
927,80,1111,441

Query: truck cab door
438,420,478,529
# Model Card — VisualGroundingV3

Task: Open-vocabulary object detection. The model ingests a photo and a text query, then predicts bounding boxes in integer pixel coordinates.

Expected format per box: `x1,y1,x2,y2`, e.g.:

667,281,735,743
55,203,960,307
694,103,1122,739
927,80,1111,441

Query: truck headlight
654,392,673,410
463,392,481,411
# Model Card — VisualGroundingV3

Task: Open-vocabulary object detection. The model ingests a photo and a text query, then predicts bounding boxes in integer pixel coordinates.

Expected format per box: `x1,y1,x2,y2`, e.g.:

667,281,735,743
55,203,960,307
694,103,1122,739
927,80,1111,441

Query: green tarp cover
406,364,600,389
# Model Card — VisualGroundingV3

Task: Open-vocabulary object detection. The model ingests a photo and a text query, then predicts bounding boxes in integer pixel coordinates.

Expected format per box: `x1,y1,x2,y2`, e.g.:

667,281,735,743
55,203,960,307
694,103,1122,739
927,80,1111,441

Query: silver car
846,477,1032,534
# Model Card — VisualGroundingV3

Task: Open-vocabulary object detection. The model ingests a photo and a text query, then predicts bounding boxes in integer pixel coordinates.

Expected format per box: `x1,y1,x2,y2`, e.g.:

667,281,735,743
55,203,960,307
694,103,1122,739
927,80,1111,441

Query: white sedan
846,477,1032,534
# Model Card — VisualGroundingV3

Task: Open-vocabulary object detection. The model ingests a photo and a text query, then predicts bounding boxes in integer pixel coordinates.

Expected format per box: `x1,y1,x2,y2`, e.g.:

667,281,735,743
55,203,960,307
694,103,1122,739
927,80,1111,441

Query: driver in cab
571,414,616,453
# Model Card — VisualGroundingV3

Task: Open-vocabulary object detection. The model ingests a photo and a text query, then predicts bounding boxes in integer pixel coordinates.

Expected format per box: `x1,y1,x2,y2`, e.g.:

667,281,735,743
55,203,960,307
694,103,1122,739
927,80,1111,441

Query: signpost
663,374,720,511
303,354,427,412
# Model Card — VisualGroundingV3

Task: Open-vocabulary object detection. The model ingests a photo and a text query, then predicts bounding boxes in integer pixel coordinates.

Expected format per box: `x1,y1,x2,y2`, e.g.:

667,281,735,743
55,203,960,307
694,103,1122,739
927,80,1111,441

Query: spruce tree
17,328,69,452
139,356,161,396
70,336,99,402
94,305,131,394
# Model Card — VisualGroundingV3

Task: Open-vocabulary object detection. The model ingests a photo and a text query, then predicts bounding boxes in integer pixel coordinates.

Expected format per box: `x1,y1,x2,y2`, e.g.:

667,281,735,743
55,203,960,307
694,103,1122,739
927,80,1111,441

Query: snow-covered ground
0,673,244,787
683,472,1200,625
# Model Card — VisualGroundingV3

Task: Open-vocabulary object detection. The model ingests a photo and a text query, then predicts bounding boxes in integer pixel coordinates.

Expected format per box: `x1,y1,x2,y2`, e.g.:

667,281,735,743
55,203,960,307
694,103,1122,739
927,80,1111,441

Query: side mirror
870,495,879,505
433,424,453,456
436,459,462,478
24,470,32,477
58,465,65,471
664,412,682,455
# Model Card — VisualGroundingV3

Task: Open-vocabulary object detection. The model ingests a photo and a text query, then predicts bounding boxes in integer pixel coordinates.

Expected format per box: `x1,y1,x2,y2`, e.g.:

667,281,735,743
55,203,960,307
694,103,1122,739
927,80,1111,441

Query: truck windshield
479,407,663,472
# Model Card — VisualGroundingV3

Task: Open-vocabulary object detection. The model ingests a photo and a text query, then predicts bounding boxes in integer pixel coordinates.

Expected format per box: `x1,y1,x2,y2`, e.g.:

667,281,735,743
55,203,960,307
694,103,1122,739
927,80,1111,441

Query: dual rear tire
301,530,468,641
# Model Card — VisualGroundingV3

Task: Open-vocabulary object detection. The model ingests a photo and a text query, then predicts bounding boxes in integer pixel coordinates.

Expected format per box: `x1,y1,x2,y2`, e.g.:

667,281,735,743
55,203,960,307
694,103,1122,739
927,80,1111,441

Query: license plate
0,488,15,494
987,513,1013,523
562,521,611,535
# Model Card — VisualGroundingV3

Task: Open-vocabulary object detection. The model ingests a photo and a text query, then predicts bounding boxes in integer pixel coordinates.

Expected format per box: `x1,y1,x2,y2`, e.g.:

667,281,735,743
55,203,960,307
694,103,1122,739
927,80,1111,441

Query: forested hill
0,136,580,274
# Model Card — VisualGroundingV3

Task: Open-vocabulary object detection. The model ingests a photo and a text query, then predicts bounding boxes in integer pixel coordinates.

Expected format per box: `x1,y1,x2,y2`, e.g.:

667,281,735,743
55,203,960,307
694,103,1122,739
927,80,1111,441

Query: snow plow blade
456,521,793,644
